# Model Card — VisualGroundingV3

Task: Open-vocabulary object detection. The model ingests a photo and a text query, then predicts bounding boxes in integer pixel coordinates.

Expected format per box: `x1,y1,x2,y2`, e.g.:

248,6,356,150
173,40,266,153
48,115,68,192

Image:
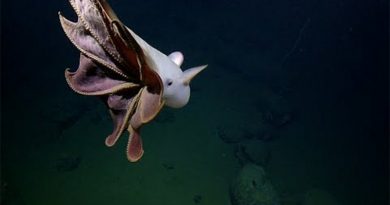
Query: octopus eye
167,80,173,86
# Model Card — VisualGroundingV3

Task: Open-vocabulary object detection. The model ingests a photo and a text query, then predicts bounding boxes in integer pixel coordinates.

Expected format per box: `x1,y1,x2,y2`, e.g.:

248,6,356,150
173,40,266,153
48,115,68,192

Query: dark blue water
1,0,388,204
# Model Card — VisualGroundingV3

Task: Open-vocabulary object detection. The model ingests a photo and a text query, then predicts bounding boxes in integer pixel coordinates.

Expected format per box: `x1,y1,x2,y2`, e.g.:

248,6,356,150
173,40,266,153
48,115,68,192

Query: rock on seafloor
230,163,280,205
235,140,271,167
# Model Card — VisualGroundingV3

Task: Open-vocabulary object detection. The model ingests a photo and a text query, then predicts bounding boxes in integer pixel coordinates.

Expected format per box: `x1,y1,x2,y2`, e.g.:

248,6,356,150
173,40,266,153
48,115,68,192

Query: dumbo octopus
59,0,206,162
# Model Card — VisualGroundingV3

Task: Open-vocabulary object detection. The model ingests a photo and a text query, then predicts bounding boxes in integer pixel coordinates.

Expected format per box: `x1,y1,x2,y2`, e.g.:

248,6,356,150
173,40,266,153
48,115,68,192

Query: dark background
1,0,388,204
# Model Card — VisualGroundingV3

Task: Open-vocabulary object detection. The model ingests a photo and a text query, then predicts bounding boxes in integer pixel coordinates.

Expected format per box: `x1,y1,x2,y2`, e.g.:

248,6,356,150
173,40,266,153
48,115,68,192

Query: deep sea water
1,0,388,204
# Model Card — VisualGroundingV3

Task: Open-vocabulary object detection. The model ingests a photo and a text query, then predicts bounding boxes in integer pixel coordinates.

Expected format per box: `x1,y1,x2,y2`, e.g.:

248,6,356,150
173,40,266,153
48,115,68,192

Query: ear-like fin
168,51,184,66
182,65,207,85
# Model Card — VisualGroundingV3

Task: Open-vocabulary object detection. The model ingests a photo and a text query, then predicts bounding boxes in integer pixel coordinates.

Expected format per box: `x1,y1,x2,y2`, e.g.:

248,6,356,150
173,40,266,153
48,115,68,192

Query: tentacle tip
105,132,122,147
105,138,115,147
127,150,144,162
126,129,144,162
